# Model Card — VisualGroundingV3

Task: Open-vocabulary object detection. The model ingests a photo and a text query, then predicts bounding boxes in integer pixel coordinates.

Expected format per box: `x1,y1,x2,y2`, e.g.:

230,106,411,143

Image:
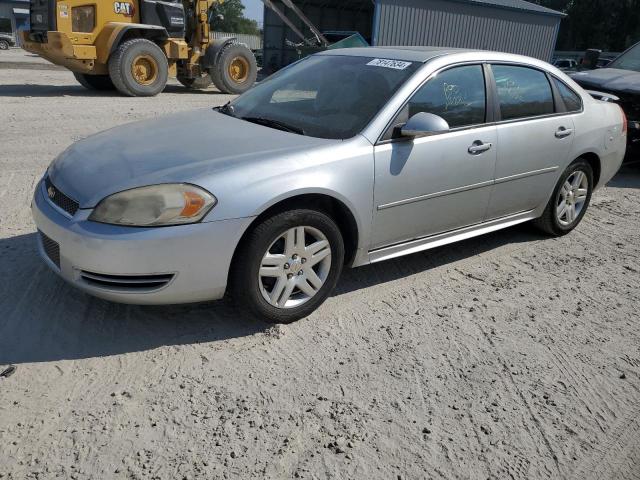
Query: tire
210,43,257,94
532,159,594,236
177,73,212,90
230,209,345,324
0,40,9,50
73,72,115,91
108,38,168,97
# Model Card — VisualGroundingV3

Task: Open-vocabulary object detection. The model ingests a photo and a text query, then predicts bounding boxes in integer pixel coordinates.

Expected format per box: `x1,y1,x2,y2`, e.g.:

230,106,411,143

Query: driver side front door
371,64,497,249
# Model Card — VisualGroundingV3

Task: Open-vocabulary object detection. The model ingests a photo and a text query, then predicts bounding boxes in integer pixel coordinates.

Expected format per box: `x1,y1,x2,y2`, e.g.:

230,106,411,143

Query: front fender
200,136,375,254
202,37,237,69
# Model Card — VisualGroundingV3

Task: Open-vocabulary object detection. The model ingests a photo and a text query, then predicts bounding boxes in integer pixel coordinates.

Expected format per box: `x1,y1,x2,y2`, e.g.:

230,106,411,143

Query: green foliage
533,0,640,51
211,0,261,35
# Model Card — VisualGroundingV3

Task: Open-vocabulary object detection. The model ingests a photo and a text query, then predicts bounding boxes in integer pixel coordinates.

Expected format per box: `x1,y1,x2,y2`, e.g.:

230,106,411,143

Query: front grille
45,176,79,217
79,271,175,292
39,231,60,268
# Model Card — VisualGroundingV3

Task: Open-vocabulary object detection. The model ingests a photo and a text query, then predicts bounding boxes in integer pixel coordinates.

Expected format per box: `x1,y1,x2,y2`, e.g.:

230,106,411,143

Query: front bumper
32,179,253,305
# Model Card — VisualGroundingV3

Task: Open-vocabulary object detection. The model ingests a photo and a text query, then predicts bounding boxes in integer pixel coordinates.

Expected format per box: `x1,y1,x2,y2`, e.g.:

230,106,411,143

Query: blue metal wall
374,0,562,61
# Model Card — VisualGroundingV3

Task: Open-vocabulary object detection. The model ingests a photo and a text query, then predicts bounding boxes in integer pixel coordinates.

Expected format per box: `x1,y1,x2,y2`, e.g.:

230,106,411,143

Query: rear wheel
177,73,212,90
73,72,115,91
108,38,168,97
210,43,257,94
532,159,593,236
0,40,9,50
230,209,344,324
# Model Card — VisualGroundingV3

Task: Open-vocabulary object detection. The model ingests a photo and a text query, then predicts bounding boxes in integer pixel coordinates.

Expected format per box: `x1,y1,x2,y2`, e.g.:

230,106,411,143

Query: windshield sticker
366,58,412,70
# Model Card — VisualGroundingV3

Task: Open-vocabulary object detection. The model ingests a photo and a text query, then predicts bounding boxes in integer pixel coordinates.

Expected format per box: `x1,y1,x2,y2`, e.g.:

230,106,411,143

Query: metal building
262,0,564,71
211,31,263,51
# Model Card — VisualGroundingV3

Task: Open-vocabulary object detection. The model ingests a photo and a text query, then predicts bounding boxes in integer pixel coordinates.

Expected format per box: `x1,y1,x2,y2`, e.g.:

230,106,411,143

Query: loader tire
108,38,168,97
210,43,257,94
177,73,212,90
73,72,115,91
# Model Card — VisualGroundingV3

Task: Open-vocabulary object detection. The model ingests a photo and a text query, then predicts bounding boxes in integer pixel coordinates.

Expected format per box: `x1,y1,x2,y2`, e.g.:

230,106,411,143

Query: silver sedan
32,47,627,323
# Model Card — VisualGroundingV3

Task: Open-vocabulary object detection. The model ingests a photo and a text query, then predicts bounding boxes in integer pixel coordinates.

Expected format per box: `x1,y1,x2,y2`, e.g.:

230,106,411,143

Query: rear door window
492,65,554,120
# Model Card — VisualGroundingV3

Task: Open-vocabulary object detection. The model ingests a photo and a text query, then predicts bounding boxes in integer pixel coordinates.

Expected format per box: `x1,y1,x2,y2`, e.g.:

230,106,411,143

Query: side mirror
400,112,450,138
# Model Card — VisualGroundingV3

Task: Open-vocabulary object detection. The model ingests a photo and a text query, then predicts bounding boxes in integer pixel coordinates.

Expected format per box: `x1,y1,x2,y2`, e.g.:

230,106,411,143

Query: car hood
570,68,640,95
48,108,334,208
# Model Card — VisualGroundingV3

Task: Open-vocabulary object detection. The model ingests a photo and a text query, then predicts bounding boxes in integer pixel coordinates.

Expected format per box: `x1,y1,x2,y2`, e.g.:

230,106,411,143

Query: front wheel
0,40,9,50
210,43,257,94
532,159,593,236
230,209,344,324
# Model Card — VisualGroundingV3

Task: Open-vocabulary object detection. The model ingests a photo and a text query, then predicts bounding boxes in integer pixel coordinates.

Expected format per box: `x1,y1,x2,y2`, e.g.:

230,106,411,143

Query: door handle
468,141,492,155
555,127,573,138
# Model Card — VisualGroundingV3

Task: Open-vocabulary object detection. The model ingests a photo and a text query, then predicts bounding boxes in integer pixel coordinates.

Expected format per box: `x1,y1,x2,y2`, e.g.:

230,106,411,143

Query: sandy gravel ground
1,54,639,480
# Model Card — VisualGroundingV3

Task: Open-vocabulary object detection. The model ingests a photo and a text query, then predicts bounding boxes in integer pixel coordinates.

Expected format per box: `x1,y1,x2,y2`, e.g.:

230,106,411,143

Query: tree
532,0,640,51
211,0,261,35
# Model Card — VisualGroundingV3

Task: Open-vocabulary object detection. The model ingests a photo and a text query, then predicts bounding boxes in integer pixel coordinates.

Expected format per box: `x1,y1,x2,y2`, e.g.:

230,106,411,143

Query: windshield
226,55,421,139
608,42,640,72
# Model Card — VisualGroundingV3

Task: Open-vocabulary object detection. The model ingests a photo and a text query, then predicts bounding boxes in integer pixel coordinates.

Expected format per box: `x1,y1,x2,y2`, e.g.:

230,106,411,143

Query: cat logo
114,1,134,16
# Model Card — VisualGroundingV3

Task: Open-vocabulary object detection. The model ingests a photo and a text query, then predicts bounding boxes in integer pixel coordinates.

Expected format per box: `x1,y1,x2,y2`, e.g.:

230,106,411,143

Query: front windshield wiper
240,116,306,135
215,101,236,117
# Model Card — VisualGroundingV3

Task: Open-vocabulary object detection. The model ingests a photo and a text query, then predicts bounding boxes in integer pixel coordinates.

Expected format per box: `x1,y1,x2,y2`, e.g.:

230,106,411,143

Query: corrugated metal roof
449,0,565,17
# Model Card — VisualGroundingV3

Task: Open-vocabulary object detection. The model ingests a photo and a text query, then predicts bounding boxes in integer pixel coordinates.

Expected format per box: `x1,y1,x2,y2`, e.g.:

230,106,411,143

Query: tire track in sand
570,402,640,480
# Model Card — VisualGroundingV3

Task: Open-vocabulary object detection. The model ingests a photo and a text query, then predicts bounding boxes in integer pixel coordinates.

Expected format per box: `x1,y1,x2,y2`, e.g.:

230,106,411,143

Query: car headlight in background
72,5,96,33
89,184,217,226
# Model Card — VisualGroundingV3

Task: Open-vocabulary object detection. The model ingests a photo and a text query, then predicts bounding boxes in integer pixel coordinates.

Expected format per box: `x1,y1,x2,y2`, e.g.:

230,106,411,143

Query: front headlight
89,184,217,226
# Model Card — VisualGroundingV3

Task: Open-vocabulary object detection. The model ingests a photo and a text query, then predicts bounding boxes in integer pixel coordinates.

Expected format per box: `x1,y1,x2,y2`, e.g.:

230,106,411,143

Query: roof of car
319,46,478,63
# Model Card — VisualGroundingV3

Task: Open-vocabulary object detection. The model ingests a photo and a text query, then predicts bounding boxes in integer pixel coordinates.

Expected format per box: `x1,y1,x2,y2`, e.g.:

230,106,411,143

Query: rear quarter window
492,65,554,121
553,78,582,112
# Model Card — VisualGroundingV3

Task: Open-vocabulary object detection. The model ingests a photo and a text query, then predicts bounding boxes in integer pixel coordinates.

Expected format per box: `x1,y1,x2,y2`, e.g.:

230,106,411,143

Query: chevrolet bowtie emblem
47,186,56,199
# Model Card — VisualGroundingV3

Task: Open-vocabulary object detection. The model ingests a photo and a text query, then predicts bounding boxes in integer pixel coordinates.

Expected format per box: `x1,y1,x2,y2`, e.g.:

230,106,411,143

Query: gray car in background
0,33,15,50
32,47,627,323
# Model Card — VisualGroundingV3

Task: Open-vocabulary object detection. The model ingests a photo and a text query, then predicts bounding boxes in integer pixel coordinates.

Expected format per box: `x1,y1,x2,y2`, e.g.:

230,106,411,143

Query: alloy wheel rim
258,226,332,309
556,170,589,226
131,54,158,86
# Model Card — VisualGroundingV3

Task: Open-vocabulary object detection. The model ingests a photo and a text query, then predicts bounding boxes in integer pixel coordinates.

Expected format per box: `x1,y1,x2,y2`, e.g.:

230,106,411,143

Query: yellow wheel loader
20,0,257,96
